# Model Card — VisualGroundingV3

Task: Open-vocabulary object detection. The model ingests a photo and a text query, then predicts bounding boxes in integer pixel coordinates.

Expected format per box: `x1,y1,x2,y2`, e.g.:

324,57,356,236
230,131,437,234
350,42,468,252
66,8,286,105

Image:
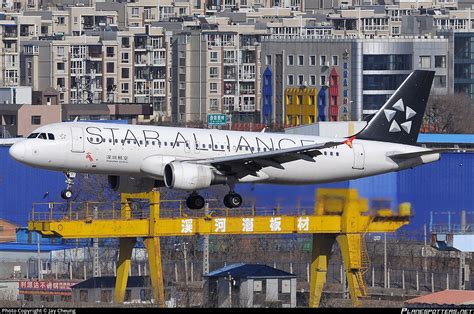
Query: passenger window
152,141,155,146
164,142,167,146
115,139,118,143
139,140,143,145
27,133,39,139
202,144,206,149
109,139,112,143
221,145,224,149
208,144,212,149
336,152,339,156
48,133,55,140
330,152,333,156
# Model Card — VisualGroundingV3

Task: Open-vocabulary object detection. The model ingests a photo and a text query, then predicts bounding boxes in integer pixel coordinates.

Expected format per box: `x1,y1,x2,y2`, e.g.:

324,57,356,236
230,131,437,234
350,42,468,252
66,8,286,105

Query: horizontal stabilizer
387,148,458,160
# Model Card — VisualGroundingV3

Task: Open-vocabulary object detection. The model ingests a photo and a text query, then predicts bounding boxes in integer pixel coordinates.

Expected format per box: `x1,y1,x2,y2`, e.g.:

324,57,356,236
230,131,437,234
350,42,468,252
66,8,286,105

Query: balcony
240,88,255,95
240,73,256,80
3,32,18,39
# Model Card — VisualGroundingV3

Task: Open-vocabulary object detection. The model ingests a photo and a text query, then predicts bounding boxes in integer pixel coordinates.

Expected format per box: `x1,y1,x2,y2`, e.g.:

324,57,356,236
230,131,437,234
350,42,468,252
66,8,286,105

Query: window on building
209,98,218,111
56,78,65,88
125,290,131,302
320,55,327,66
320,75,326,86
106,47,115,58
210,82,218,93
57,62,65,71
106,62,115,73
100,290,112,303
420,56,431,68
131,7,139,17
121,68,129,79
332,55,338,66
310,75,316,86
435,56,446,68
57,16,65,24
287,55,294,66
121,83,129,93
309,95,315,105
297,95,302,104
309,55,316,66
140,289,152,301
209,51,218,62
79,290,88,302
298,75,304,86
287,95,293,104
106,78,115,91
121,52,129,63
121,37,130,48
434,75,446,88
287,75,294,85
209,67,218,78
31,116,41,125
57,46,65,57
298,55,304,66
265,55,272,65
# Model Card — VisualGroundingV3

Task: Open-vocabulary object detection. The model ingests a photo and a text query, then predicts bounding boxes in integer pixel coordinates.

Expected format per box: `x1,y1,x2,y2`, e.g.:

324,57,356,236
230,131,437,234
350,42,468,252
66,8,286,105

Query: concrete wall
17,104,61,137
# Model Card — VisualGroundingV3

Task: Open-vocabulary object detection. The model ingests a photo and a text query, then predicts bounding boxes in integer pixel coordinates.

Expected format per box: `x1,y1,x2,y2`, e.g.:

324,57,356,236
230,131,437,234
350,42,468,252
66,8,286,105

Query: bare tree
422,93,474,134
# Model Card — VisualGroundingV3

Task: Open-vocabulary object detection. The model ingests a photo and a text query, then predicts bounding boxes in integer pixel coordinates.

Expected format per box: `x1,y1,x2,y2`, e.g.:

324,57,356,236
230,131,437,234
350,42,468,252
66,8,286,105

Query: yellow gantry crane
28,189,410,307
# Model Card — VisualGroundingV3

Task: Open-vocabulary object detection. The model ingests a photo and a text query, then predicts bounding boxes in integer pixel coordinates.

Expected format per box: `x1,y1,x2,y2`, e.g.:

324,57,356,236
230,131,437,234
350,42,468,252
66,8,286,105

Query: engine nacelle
164,162,226,190
108,175,164,194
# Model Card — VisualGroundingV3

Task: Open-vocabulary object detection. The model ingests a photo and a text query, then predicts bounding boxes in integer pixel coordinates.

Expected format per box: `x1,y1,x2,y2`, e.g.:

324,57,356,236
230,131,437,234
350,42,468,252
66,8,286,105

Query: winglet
344,136,356,149
260,127,266,133
73,116,79,122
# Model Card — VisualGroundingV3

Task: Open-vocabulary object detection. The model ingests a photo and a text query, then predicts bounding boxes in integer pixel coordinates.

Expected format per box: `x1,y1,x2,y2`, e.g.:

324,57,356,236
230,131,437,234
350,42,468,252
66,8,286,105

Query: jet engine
164,161,226,190
108,175,164,194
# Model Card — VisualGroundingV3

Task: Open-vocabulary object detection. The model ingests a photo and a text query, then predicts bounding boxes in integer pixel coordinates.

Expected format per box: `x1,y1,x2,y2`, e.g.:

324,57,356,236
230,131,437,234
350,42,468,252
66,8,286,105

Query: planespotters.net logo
402,309,474,314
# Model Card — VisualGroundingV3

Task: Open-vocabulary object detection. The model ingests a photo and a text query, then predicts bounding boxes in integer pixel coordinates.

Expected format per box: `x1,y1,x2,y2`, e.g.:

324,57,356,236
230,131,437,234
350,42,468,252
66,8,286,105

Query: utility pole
460,210,466,290
37,232,42,280
227,273,232,308
92,206,100,277
383,232,387,289
203,203,210,275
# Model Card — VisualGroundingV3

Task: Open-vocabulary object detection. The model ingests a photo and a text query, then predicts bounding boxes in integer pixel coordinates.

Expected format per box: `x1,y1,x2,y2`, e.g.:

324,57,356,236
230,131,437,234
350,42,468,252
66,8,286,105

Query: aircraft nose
9,142,26,161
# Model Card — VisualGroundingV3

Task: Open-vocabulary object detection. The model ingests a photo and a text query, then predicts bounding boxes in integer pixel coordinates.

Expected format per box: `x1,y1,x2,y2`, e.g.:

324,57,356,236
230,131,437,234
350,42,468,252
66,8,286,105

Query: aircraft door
71,127,85,153
352,143,365,170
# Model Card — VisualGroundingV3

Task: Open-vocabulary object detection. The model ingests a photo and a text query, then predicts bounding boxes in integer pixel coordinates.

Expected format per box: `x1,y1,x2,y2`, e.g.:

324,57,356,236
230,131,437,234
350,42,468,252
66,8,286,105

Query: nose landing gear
61,171,76,200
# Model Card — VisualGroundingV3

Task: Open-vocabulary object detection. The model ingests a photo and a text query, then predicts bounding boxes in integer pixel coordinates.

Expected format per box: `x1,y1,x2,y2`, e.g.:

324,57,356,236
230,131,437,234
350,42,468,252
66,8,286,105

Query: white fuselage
10,122,440,186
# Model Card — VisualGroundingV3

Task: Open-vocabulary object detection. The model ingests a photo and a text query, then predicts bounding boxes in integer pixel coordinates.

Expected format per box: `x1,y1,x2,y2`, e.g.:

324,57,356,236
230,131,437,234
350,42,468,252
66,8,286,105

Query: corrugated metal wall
0,147,64,226
237,152,474,229
1,145,472,231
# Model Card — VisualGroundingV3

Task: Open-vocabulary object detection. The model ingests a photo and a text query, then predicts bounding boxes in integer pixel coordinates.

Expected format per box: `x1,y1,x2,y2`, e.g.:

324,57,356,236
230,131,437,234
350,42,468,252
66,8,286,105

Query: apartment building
261,38,353,124
171,20,265,123
19,25,171,120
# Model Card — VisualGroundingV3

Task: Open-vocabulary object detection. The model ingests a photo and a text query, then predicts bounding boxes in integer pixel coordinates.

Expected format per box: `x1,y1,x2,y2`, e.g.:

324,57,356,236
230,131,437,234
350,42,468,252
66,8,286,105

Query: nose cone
9,142,26,161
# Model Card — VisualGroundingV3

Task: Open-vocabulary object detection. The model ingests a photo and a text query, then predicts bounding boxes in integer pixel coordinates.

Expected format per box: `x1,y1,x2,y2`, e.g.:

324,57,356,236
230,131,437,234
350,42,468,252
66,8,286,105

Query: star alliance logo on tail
383,98,416,134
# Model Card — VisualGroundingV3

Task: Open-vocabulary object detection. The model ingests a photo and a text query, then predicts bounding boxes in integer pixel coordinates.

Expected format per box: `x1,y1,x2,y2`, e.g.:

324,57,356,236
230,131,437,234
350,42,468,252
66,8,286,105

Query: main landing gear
223,192,242,209
185,191,243,210
186,192,205,210
61,171,76,200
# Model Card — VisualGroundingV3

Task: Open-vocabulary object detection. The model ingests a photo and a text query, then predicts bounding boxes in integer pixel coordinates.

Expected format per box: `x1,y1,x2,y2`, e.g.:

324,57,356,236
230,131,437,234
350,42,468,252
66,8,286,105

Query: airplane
9,70,450,209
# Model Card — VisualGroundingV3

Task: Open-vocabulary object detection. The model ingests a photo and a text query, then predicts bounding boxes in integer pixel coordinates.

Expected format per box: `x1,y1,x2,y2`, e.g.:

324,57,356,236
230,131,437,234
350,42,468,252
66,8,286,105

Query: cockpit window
48,133,55,140
37,133,47,140
27,133,39,139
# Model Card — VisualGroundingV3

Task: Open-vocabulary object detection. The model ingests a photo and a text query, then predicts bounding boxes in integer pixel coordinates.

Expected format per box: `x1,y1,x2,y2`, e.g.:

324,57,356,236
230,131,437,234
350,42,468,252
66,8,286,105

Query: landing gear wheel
62,171,76,200
224,193,242,208
61,189,73,200
186,193,205,210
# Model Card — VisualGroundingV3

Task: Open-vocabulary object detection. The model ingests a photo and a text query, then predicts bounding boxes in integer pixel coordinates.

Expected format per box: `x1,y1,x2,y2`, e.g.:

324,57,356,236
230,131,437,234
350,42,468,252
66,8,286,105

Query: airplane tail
355,70,435,145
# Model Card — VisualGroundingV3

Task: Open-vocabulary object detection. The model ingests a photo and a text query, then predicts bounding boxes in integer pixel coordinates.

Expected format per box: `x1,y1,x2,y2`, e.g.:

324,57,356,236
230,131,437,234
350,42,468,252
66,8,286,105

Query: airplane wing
387,148,460,160
182,141,345,178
